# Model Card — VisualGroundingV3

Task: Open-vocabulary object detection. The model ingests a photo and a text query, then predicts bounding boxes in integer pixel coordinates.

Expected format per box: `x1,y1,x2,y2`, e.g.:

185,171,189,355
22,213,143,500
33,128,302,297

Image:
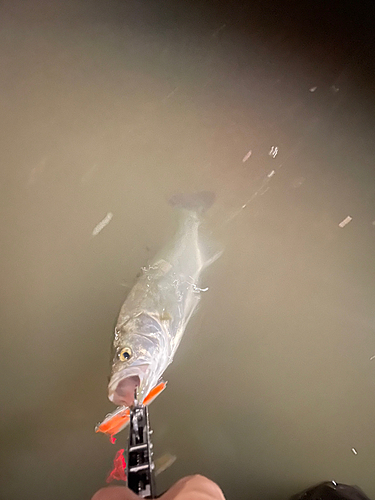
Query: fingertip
161,475,225,500
91,486,139,500
188,475,225,499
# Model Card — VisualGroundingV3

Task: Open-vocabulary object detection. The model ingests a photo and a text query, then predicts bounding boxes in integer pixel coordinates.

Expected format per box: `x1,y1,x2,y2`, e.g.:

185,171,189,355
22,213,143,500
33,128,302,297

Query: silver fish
108,192,220,408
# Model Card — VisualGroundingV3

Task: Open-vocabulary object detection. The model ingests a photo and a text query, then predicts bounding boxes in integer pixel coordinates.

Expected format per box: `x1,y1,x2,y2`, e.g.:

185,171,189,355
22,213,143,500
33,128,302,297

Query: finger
161,475,225,500
91,486,140,500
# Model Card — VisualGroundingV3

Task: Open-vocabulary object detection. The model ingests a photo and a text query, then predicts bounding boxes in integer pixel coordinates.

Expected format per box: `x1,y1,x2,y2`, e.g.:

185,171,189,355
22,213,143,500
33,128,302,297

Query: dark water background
1,1,375,499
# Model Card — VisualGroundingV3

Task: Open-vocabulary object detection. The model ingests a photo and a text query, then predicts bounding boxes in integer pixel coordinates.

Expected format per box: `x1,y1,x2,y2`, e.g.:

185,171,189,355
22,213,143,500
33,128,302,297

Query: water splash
92,212,113,236
339,216,352,228
268,146,278,158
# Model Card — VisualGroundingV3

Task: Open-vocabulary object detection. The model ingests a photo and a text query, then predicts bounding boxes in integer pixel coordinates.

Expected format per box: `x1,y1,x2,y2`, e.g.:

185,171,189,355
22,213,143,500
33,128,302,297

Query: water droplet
268,146,278,158
338,216,352,228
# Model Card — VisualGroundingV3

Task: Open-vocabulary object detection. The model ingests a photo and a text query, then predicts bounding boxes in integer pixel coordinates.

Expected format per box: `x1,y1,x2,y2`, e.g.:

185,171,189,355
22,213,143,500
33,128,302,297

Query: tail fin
168,192,215,214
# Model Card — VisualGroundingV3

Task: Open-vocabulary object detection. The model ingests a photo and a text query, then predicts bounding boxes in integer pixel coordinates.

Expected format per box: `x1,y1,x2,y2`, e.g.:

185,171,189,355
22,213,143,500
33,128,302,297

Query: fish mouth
108,365,148,407
111,375,140,406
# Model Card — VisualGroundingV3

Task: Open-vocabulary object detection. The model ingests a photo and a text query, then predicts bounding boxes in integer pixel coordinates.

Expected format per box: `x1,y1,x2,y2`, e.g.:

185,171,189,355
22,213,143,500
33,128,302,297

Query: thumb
91,486,140,500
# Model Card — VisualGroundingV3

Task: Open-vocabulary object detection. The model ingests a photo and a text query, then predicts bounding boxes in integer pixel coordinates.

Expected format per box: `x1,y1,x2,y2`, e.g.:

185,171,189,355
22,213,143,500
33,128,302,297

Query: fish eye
119,347,132,362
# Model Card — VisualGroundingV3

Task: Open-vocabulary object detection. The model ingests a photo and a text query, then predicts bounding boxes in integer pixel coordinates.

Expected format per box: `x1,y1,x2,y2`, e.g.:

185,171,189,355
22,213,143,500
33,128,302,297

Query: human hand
91,475,225,500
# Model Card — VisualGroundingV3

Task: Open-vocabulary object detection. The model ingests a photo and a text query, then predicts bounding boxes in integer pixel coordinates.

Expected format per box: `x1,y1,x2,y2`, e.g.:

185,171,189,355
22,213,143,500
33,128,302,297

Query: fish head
108,314,168,407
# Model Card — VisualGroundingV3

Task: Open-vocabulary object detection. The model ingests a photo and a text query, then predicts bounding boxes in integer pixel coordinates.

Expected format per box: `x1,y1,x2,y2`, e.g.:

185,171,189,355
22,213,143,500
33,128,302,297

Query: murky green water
1,1,375,499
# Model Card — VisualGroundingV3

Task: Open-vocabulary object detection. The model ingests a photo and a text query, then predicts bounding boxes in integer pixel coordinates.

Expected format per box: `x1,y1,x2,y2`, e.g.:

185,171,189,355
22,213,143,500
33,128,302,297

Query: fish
96,192,221,438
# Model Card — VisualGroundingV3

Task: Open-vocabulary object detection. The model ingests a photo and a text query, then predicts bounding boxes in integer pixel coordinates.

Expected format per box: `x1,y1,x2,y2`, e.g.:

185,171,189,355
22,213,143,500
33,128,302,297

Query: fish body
99,193,220,437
